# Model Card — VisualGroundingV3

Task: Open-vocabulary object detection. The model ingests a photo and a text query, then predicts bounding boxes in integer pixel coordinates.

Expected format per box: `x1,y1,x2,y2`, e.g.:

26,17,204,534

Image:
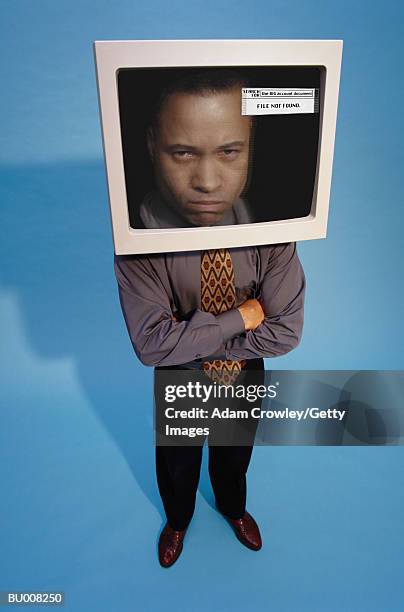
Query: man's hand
237,298,265,331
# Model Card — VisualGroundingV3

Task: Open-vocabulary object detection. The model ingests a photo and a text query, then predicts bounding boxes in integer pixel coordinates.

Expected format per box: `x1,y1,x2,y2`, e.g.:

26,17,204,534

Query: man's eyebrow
165,144,199,152
165,141,247,152
216,140,246,150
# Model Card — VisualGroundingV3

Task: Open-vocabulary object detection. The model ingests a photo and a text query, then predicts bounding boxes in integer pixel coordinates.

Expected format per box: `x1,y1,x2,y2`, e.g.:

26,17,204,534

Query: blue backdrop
1,1,403,610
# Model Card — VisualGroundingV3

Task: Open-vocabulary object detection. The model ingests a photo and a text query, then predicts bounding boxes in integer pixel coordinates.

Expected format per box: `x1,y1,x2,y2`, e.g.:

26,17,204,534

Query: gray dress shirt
114,193,306,368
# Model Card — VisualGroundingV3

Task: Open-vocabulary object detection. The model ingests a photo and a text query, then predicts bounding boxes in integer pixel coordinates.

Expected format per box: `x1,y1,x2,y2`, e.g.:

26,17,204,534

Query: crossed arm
224,243,306,361
114,243,305,367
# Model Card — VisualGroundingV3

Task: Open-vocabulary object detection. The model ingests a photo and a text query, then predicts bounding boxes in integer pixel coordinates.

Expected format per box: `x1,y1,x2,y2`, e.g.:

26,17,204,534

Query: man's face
148,87,252,226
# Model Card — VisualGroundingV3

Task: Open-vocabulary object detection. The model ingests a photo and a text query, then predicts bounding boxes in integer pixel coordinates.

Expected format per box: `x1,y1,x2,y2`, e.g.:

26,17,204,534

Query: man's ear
147,126,155,162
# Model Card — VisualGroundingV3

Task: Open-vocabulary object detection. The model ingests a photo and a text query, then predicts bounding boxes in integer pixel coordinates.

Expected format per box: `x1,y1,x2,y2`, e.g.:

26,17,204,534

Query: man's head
147,70,253,227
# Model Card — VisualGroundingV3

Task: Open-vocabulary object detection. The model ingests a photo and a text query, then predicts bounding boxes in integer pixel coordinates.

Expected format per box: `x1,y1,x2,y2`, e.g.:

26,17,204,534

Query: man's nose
191,157,222,192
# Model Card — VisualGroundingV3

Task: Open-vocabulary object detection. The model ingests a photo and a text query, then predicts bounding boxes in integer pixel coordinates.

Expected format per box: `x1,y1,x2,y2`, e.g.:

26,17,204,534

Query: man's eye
221,149,240,159
173,151,194,159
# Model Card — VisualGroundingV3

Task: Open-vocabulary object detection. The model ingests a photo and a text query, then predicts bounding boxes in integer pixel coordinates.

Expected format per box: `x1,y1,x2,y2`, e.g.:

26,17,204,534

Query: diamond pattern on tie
201,249,246,386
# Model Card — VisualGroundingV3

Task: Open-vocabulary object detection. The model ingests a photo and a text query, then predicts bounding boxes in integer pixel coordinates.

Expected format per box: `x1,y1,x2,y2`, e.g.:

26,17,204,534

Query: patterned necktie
201,249,246,385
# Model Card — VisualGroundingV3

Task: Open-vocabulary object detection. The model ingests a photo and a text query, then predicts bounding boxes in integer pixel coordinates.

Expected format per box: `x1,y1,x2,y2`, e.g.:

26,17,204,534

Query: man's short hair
150,68,250,132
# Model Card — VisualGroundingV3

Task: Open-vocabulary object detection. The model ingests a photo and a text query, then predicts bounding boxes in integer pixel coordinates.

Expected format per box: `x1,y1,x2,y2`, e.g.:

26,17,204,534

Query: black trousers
154,358,265,531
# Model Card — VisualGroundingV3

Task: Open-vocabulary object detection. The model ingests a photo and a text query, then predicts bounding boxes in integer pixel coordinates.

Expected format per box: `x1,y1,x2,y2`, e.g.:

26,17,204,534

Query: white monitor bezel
94,39,343,255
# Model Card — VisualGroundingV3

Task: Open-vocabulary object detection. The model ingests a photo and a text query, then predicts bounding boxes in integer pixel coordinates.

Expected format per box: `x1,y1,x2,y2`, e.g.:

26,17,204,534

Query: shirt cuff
215,308,245,342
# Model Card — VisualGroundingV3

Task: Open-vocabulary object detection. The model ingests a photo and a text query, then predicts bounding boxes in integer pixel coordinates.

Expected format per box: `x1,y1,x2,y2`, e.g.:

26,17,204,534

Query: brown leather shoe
158,523,187,568
218,509,262,551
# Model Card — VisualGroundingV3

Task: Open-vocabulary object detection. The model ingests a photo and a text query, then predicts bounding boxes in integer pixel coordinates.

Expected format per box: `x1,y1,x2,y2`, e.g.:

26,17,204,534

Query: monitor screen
117,66,322,229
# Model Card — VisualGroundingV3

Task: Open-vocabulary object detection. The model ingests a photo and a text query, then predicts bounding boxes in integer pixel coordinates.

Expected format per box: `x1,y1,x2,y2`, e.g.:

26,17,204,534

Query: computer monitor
94,39,343,254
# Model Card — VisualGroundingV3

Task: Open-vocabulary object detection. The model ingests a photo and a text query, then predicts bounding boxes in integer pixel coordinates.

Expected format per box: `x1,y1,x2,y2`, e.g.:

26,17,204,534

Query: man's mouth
187,200,226,212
